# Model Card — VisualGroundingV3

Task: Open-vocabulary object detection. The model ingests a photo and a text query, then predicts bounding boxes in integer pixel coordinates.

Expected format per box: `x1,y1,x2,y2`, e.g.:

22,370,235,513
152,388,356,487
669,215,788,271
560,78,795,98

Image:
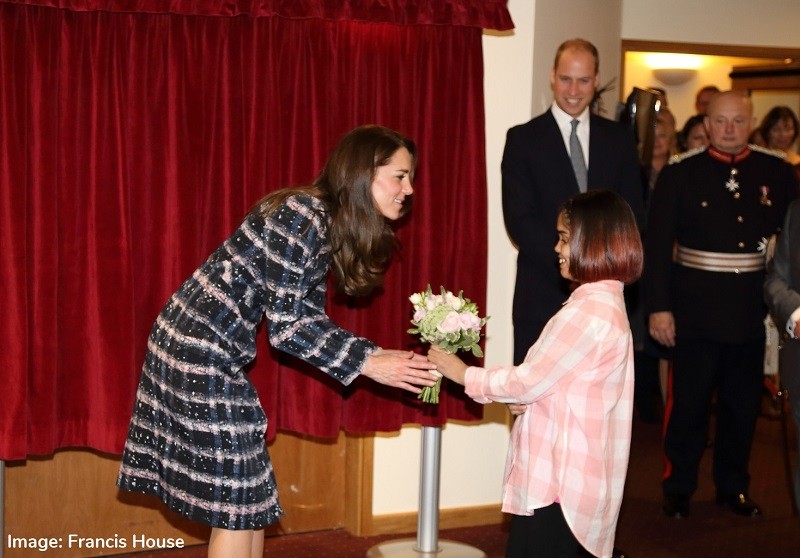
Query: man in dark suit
502,38,644,364
646,90,797,519
764,198,800,512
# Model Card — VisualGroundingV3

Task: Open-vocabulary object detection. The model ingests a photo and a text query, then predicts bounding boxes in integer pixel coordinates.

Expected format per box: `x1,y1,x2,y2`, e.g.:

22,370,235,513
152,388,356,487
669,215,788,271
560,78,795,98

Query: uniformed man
644,90,798,519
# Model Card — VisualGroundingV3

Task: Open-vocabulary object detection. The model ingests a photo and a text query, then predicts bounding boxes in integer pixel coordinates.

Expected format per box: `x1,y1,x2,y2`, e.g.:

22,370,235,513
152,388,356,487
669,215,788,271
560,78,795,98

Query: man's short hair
553,38,599,74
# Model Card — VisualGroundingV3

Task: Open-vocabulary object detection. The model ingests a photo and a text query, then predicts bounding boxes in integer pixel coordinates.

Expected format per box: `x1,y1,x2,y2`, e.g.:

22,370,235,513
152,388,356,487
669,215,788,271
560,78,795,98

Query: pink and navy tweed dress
117,194,377,529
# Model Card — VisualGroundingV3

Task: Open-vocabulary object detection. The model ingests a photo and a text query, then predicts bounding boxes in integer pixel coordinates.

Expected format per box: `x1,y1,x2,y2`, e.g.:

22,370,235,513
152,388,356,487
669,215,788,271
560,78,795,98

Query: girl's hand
427,345,468,386
361,349,439,394
507,403,528,416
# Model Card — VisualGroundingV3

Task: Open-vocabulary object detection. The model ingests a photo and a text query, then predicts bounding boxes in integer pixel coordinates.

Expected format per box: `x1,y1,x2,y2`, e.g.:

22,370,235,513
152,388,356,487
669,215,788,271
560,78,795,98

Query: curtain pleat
0,1,494,460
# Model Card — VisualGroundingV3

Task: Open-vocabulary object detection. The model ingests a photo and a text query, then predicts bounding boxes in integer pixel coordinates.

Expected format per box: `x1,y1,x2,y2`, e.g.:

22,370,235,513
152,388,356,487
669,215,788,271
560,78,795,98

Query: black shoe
716,492,762,517
662,494,690,518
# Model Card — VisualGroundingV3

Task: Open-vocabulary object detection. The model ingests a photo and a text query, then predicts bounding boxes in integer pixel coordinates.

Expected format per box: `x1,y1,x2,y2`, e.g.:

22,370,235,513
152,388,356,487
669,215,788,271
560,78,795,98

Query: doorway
621,39,800,131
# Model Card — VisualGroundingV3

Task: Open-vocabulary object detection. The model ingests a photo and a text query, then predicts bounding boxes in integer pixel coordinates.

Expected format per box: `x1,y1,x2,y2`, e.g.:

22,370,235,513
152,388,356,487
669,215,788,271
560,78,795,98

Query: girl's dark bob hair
561,190,643,285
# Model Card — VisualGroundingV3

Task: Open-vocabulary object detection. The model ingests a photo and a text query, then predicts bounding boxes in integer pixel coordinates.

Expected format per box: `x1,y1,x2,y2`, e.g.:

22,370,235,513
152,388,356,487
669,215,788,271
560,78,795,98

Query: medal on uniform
760,185,772,206
725,167,740,193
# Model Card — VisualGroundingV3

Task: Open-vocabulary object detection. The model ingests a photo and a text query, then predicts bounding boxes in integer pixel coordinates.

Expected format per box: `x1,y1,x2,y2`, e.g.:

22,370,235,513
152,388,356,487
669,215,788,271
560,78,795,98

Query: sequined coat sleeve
259,195,378,384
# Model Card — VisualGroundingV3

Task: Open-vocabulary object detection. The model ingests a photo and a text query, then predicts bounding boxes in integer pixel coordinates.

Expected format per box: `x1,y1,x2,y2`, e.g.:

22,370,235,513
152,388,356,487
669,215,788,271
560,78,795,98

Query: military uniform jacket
644,146,797,343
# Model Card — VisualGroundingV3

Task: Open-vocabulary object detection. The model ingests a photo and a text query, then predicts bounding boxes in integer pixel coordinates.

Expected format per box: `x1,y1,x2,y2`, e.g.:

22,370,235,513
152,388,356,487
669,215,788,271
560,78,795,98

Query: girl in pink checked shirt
429,190,642,558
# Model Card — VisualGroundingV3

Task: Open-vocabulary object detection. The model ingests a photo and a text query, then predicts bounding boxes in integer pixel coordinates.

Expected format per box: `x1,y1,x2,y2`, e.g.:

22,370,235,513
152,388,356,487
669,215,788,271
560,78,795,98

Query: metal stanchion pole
415,426,440,552
365,426,486,557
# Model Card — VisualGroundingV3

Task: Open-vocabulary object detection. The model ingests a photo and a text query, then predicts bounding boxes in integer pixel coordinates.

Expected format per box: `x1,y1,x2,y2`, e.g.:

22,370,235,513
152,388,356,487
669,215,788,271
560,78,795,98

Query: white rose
458,311,480,330
445,291,463,310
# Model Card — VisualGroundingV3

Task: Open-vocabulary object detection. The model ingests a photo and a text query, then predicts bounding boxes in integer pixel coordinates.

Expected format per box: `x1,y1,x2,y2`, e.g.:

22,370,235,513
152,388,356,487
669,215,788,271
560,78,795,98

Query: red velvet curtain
0,0,511,460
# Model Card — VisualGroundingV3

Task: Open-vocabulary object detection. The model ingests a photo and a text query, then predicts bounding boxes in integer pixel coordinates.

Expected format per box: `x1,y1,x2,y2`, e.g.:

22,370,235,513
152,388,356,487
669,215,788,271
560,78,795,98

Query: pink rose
437,311,461,334
458,311,480,331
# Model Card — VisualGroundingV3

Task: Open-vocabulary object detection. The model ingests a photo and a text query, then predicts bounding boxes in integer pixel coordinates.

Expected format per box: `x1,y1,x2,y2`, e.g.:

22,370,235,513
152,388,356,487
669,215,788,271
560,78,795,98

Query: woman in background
678,114,709,152
759,105,800,180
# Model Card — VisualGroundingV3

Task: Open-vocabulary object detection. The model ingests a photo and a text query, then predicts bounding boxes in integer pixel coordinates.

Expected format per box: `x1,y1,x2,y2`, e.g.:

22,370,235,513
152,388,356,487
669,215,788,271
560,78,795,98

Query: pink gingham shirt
465,280,633,558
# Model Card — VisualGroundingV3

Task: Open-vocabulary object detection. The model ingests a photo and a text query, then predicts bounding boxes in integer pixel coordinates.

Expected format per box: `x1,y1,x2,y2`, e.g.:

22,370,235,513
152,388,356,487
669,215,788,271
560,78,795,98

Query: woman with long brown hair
117,125,439,557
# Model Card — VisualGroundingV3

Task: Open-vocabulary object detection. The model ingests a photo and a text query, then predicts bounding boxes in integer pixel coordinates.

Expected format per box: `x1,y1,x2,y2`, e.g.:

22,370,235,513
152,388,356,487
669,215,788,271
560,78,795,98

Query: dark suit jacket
764,198,800,395
502,110,643,361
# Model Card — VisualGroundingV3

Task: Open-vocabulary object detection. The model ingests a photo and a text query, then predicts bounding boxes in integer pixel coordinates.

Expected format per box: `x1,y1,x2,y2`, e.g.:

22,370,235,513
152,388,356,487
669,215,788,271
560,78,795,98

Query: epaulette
748,144,786,159
668,146,706,165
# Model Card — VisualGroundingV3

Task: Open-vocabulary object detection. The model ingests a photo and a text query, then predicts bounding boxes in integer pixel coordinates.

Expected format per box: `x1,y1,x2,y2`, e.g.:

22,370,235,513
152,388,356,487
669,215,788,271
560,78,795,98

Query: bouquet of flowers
408,285,488,403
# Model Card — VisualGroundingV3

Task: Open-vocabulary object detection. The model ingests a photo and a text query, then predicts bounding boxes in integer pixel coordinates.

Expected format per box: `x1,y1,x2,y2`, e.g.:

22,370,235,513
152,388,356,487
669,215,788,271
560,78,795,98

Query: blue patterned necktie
570,119,588,193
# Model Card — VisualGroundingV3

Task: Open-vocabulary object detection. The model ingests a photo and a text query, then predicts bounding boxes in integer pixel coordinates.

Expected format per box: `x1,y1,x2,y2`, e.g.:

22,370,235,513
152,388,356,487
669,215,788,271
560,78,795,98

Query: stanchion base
365,538,487,557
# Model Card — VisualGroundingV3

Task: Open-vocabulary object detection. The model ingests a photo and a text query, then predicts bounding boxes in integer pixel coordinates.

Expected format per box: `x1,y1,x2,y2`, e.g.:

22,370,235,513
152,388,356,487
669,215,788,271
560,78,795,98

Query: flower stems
418,377,442,404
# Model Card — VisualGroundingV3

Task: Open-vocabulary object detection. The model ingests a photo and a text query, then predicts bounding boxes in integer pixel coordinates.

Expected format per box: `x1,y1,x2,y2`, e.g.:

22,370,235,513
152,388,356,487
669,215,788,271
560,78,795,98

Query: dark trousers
663,337,764,497
505,503,579,558
634,349,662,423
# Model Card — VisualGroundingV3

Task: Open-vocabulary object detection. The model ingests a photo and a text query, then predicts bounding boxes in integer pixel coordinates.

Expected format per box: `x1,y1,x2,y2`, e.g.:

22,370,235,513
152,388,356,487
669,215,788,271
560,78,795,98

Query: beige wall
621,0,800,47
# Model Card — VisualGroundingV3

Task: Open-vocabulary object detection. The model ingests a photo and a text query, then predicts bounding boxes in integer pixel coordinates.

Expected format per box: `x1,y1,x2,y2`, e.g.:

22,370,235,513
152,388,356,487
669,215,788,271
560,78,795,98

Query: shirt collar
707,145,751,164
565,280,623,304
551,103,590,129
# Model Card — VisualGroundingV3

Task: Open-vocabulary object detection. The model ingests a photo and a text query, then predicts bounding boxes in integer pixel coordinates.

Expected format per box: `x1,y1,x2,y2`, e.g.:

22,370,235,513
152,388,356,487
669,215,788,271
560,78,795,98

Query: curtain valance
0,0,514,29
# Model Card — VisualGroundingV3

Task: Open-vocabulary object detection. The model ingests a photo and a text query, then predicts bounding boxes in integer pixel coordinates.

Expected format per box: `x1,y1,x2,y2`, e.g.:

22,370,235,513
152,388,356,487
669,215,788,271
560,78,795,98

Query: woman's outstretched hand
426,345,468,386
361,349,440,394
